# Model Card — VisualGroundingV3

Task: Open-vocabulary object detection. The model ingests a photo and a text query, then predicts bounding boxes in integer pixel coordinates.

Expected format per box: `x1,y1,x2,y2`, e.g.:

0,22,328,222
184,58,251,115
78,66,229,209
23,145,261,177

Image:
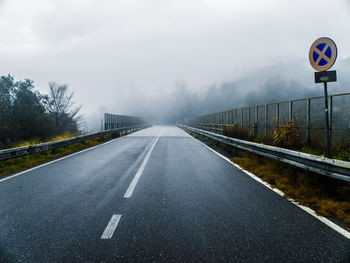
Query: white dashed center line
123,132,161,198
101,214,122,239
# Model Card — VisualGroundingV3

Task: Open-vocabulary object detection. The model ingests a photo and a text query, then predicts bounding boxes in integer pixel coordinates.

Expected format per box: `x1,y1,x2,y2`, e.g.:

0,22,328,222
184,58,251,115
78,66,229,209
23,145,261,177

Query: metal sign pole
323,82,330,157
309,37,338,158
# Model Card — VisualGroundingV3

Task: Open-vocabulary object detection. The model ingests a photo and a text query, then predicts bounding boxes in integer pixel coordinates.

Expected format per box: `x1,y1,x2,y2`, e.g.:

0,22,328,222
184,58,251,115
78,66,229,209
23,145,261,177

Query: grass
272,121,304,150
233,153,350,228
184,129,350,229
223,125,254,141
0,135,112,178
13,132,80,148
223,121,350,161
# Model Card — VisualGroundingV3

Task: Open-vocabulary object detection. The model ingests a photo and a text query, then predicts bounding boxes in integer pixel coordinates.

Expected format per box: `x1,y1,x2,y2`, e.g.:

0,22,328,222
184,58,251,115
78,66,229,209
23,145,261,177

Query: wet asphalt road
0,126,349,262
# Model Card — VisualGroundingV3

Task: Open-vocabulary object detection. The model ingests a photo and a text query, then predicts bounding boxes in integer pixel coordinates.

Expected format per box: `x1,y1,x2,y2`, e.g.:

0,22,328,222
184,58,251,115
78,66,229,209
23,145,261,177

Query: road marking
124,132,161,198
101,214,122,239
0,136,125,184
191,135,350,240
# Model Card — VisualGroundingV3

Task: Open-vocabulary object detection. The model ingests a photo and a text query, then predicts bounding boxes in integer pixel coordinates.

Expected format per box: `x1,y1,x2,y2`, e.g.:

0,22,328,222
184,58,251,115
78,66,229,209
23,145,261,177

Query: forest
0,75,81,149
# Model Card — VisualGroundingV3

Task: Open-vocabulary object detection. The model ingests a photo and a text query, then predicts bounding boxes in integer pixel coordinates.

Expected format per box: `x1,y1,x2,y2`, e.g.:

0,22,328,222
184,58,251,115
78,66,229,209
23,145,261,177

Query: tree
0,75,16,146
0,75,58,147
12,79,53,141
0,75,83,149
44,82,82,134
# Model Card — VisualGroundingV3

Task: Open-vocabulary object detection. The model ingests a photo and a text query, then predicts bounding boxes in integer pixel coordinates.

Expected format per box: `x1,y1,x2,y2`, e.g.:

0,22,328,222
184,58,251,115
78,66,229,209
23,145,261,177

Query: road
0,126,349,262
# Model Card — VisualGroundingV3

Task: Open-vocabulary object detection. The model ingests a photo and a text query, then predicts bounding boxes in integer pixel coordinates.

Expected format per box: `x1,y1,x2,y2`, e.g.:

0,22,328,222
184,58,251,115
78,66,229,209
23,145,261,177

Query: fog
110,58,350,128
1,0,350,132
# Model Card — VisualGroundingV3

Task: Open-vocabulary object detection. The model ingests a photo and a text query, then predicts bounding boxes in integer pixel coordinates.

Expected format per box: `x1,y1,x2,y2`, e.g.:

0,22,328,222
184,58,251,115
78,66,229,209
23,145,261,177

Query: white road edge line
101,214,122,239
124,132,161,198
191,135,350,240
0,136,122,183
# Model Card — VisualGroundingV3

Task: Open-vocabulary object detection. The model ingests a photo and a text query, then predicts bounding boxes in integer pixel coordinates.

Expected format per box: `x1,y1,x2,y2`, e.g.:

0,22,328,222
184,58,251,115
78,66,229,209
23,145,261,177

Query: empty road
0,126,349,262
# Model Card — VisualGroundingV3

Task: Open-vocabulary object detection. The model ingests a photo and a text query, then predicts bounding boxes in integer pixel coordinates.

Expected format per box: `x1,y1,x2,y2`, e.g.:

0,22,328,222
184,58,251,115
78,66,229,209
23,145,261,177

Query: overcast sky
1,0,350,128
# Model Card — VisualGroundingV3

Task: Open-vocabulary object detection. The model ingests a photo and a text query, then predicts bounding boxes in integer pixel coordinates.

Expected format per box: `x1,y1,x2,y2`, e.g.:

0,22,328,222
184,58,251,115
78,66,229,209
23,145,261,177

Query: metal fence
104,113,144,131
185,92,350,145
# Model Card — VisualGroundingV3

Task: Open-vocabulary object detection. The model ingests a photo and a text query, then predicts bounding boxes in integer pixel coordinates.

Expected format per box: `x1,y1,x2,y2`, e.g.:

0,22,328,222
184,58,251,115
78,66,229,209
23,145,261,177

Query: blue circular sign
309,37,337,71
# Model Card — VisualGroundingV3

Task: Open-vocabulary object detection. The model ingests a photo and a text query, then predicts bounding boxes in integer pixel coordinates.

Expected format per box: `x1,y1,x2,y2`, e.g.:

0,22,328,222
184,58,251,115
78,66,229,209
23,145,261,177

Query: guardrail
185,92,350,145
187,123,225,134
181,125,350,182
104,113,145,130
0,125,148,161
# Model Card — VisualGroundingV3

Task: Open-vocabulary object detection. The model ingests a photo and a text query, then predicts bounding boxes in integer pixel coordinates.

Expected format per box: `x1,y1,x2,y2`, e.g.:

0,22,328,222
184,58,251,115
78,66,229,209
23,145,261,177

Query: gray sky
1,0,350,129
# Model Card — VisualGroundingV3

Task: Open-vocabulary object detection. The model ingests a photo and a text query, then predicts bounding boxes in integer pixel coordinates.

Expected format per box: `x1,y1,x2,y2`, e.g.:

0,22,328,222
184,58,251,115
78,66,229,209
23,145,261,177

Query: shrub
223,125,253,141
332,144,350,161
308,127,325,150
273,120,304,150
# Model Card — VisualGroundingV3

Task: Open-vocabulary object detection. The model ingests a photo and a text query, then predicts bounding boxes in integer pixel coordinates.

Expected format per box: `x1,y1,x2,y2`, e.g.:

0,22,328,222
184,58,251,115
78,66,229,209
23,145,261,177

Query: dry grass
185,128,350,228
332,135,350,161
0,135,112,178
223,121,350,161
223,125,254,141
233,153,350,228
14,132,79,148
272,121,305,150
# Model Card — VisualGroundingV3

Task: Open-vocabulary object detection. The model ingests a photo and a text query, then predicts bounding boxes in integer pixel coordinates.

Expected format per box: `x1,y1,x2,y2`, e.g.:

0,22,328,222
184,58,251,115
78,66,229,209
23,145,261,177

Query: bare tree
44,82,82,133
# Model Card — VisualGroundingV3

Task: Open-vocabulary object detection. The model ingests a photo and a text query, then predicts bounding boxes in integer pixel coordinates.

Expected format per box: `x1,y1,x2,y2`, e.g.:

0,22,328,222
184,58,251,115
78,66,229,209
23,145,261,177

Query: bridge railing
0,125,148,162
185,92,350,145
183,92,350,182
181,125,350,182
104,113,145,130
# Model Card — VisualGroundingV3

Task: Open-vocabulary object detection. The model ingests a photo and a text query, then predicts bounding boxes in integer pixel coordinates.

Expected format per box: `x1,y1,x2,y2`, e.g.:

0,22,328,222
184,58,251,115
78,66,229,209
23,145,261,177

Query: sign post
309,37,338,158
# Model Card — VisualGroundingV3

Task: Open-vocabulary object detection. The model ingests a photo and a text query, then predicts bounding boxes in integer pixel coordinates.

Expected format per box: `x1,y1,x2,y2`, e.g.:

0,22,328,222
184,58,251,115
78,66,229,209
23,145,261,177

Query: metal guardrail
0,125,148,161
181,125,350,182
104,113,144,130
185,92,350,145
188,123,225,133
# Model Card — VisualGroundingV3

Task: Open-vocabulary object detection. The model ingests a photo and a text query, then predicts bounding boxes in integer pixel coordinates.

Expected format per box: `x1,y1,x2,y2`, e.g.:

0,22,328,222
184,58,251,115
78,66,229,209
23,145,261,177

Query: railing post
216,112,219,128
329,95,333,146
248,107,251,134
275,103,279,128
235,109,238,126
265,104,268,137
306,99,310,145
221,111,224,133
254,106,258,137
289,101,293,123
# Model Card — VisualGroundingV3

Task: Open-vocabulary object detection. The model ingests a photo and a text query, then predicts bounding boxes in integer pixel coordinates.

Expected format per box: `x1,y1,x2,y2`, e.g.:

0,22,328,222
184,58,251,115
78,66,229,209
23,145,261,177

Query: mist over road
0,126,348,262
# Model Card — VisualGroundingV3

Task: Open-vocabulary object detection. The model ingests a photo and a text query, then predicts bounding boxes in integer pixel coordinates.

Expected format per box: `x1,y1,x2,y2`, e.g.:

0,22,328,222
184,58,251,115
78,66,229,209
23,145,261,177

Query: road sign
309,37,337,71
314,70,337,83
309,37,338,158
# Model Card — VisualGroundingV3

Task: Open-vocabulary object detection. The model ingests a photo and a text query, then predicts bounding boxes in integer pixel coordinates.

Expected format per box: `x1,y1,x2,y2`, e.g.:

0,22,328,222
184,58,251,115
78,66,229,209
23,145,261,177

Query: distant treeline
125,58,350,124
130,77,326,124
0,75,81,148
